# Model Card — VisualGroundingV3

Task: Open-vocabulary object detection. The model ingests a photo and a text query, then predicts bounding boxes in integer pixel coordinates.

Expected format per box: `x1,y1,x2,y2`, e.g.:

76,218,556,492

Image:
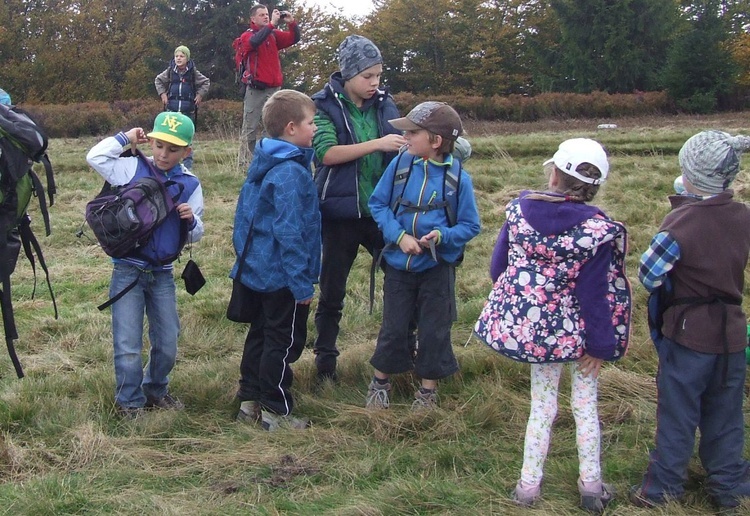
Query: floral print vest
474,199,631,363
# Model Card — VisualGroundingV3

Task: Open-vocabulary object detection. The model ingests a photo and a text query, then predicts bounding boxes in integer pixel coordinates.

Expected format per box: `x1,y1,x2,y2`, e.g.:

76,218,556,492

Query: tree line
1,0,748,113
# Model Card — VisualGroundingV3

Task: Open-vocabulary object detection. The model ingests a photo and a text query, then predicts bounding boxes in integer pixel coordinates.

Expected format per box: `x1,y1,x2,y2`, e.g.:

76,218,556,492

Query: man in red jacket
237,4,301,168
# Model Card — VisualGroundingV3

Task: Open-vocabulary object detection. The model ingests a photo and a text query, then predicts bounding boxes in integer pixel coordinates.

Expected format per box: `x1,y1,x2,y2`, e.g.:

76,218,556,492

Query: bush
17,91,677,138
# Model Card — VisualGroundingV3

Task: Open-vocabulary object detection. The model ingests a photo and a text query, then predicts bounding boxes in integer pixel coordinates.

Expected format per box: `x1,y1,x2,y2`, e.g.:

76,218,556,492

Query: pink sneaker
512,479,541,507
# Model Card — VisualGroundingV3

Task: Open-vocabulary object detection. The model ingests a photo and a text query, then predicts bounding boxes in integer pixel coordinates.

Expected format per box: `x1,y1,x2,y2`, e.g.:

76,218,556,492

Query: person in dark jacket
310,35,406,383
236,4,301,167
230,89,320,432
154,45,210,170
631,130,750,511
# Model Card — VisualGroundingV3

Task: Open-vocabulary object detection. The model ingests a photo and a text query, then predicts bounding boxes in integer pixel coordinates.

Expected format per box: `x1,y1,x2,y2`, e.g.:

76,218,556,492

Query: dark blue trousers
639,337,750,507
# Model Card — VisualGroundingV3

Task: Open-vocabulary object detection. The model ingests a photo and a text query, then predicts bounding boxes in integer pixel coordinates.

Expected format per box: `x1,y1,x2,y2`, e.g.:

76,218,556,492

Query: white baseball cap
544,138,609,185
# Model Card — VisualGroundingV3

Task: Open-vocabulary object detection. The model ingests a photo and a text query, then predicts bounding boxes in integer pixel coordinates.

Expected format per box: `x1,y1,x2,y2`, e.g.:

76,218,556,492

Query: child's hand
124,128,148,147
577,354,603,379
379,133,407,153
160,93,168,106
418,230,440,247
176,202,194,224
398,234,422,255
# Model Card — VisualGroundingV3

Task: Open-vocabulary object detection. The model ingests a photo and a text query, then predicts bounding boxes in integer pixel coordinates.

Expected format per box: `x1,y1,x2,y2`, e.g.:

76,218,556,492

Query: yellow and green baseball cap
147,112,194,146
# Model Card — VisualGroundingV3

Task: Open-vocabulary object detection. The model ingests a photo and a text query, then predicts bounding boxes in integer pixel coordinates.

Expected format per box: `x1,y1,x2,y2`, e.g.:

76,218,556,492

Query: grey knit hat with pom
679,130,750,194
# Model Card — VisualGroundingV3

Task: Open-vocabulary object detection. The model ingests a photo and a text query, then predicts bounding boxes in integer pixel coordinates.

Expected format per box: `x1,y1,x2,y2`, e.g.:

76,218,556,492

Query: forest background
2,0,750,121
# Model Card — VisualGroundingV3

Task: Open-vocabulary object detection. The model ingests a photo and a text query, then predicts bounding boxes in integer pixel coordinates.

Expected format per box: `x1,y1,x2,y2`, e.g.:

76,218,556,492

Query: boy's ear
285,120,296,136
182,146,192,157
431,134,443,150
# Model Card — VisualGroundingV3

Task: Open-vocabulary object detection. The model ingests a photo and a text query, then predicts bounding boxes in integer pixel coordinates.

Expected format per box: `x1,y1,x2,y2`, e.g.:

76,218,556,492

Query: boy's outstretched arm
313,113,406,166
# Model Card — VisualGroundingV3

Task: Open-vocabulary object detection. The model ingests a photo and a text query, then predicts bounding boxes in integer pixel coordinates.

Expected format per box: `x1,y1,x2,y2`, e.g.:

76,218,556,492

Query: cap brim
388,117,422,132
147,131,189,147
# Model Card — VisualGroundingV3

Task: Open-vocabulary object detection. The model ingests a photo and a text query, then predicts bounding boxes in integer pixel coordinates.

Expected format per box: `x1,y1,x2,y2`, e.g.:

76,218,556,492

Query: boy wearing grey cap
366,101,480,410
310,35,407,382
632,130,750,510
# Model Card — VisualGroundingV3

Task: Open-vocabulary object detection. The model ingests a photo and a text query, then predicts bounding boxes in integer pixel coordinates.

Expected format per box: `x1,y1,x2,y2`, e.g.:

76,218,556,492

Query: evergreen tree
550,0,679,93
663,1,738,112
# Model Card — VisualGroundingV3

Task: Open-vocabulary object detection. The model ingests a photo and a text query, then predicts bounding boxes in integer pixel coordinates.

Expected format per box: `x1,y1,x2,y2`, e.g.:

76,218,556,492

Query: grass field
1,112,750,515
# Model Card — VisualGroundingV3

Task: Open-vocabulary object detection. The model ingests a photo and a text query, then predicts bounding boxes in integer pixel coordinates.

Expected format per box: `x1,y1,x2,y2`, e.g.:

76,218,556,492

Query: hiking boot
145,393,184,410
578,479,614,514
411,388,438,411
236,400,261,424
116,405,145,420
365,380,391,409
629,485,665,508
316,370,338,385
512,479,541,507
260,410,310,432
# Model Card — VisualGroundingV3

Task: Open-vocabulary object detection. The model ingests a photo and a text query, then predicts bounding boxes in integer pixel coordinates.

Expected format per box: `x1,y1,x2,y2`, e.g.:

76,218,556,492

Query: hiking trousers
370,262,458,380
638,337,750,507
239,86,278,166
313,217,383,376
237,287,308,416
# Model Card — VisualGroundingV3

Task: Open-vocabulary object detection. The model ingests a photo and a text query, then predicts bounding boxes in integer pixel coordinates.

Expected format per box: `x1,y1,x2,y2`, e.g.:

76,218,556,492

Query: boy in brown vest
632,130,750,511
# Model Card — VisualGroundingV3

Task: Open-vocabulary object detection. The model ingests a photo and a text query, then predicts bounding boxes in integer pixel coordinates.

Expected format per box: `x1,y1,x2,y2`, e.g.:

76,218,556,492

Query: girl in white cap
475,138,631,513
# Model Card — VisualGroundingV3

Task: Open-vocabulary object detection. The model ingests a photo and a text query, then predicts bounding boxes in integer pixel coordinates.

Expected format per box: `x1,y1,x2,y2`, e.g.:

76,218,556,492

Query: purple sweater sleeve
489,222,510,281
575,242,616,359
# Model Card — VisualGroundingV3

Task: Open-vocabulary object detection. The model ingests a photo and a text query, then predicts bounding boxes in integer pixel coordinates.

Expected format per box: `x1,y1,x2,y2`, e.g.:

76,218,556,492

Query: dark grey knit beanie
337,35,382,81
679,130,750,194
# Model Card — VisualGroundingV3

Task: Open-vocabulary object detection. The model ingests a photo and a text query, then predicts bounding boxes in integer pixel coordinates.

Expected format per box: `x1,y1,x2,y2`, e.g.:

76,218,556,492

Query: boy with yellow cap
86,112,205,419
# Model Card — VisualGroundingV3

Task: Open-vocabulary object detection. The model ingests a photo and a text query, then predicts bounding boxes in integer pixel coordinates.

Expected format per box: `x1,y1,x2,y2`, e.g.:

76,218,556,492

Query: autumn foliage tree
0,0,748,110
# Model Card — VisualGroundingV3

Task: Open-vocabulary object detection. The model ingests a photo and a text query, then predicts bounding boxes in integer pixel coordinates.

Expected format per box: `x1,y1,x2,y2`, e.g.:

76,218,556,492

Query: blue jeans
110,263,180,408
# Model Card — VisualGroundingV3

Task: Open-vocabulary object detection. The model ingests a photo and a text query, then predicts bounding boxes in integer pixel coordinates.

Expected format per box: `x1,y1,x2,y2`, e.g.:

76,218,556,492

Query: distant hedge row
22,91,673,139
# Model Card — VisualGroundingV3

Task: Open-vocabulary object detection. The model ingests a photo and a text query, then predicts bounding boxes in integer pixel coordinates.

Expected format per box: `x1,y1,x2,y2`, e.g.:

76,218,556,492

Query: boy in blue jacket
367,101,480,410
86,111,204,418
231,89,321,431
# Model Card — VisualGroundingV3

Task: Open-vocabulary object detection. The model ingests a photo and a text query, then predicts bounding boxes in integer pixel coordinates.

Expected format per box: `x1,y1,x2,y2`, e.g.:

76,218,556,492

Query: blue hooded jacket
230,138,321,301
369,154,481,272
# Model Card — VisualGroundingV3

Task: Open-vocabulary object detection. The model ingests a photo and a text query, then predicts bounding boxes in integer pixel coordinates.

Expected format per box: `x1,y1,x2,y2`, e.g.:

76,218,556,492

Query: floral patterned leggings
520,362,601,486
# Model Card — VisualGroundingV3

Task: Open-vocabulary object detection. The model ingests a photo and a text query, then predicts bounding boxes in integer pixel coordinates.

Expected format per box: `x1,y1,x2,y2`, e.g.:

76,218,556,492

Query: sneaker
365,380,391,409
260,410,310,432
411,388,438,411
236,400,261,424
116,405,145,420
578,479,614,514
629,485,665,508
145,393,185,410
512,479,541,507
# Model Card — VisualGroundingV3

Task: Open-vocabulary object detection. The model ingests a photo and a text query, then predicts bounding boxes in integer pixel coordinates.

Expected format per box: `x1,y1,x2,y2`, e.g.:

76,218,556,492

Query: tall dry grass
0,113,749,514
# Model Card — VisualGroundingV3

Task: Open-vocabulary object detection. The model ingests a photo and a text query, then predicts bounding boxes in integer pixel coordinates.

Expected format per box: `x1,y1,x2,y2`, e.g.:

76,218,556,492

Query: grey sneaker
365,380,391,409
145,393,184,410
512,479,541,507
236,400,261,424
260,410,310,431
411,388,438,411
578,479,614,514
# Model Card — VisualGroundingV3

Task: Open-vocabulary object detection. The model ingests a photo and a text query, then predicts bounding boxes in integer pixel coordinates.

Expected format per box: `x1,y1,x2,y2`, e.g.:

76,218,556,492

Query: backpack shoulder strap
390,152,414,214
443,157,461,227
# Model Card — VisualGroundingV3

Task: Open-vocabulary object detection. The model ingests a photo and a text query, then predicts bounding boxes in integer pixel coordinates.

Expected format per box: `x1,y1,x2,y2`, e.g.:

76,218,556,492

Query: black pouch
226,279,258,323
181,259,206,295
